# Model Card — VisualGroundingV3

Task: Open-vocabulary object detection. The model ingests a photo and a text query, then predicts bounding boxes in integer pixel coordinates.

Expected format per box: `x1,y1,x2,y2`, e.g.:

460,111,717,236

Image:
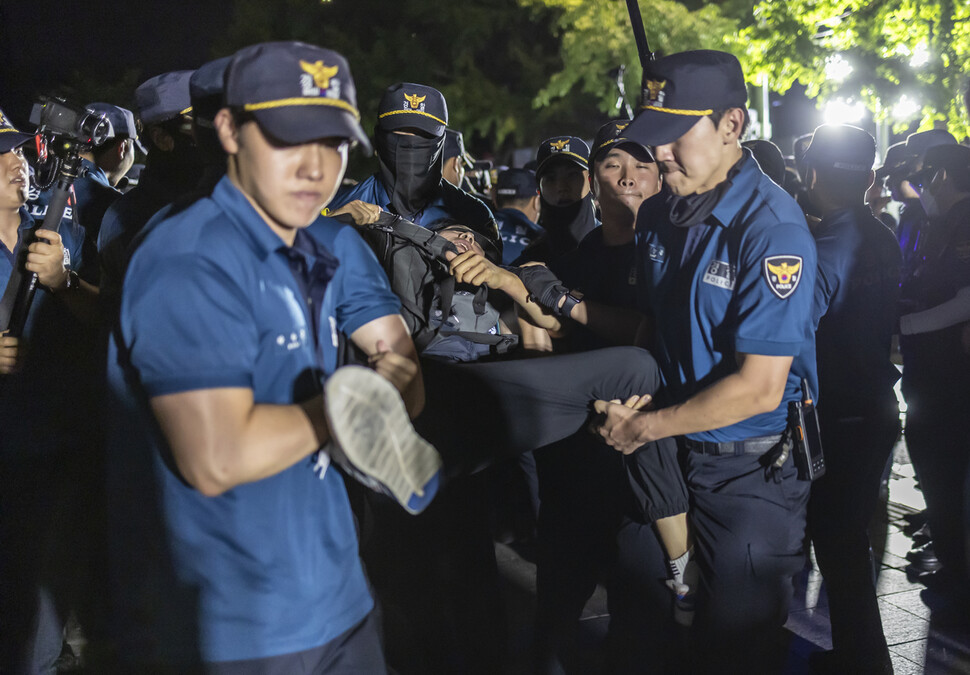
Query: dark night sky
0,0,230,123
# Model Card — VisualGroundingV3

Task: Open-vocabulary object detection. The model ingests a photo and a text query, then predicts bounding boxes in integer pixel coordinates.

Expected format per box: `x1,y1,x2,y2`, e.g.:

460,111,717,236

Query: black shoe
911,522,932,546
906,542,943,572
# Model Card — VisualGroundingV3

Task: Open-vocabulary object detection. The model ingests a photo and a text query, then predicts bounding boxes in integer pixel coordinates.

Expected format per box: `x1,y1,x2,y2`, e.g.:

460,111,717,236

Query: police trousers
608,439,811,674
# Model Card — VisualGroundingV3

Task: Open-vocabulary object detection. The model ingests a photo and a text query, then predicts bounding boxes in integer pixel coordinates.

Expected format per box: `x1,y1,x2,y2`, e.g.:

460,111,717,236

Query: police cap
802,124,875,174
225,41,371,153
535,136,589,181
495,168,538,200
590,120,652,164
906,143,970,190
0,108,33,153
136,71,194,126
626,50,748,147
190,56,232,128
378,83,448,137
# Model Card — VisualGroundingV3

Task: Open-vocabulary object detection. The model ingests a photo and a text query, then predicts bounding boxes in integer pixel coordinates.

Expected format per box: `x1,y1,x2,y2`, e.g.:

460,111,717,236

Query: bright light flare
824,54,854,82
893,95,920,121
823,99,867,124
910,42,930,68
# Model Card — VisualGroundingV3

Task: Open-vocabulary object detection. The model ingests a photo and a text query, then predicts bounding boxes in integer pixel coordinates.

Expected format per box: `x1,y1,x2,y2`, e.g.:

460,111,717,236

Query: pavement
496,437,970,674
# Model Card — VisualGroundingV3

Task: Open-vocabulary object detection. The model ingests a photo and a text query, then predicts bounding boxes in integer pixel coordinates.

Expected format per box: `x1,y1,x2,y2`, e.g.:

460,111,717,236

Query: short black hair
708,107,750,138
495,194,534,210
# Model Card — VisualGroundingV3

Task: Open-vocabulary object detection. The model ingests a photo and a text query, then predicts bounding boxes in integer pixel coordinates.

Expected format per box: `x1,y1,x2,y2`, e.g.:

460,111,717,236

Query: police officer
104,41,440,672
800,124,901,674
328,83,499,248
589,50,818,672
516,135,597,265
442,128,473,189
493,167,541,264
898,143,970,614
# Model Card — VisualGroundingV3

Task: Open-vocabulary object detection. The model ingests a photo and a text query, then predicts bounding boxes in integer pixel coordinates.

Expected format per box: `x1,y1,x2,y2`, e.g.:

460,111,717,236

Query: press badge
702,260,736,290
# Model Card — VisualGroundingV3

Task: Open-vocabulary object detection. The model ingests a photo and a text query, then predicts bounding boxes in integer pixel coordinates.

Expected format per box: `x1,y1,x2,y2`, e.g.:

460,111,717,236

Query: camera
29,96,110,148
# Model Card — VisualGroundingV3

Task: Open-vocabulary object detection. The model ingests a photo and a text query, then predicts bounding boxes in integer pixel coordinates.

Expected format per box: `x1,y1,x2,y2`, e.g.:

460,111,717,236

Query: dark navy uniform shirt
110,176,401,663
812,205,901,411
329,173,499,245
495,207,542,265
636,153,818,442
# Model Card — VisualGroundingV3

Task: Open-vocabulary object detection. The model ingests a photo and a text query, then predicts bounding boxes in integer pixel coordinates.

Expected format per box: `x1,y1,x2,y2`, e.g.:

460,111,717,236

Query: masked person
441,128,473,189
494,168,541,264
800,124,901,675
327,82,499,250
515,135,598,265
898,143,970,618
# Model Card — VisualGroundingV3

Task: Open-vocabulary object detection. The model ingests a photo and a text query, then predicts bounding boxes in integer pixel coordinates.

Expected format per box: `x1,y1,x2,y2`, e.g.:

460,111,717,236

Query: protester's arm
349,313,424,418
150,387,331,497
900,286,970,335
448,251,562,330
593,352,791,454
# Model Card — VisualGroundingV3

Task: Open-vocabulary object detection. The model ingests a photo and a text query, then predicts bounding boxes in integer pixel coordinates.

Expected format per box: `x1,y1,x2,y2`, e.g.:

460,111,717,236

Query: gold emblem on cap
0,111,6,126
299,60,339,90
616,123,629,131
404,93,427,110
550,139,569,151
646,79,666,103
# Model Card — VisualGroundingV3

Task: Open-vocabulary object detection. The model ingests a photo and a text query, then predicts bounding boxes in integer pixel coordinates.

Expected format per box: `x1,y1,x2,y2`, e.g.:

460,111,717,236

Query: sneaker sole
324,366,441,514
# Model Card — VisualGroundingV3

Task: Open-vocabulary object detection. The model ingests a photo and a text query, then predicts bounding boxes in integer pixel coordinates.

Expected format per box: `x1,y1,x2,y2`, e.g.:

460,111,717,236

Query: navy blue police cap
225,42,371,154
875,141,909,179
443,129,473,167
0,108,33,153
495,168,538,200
906,143,970,190
190,56,232,127
742,139,786,185
590,120,652,164
377,83,448,137
535,136,589,180
136,70,194,126
802,124,875,174
626,50,748,147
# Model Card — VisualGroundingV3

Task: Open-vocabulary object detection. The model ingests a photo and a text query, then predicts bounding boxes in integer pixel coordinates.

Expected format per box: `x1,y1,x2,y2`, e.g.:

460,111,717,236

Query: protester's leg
809,403,898,672
417,346,662,473
685,449,810,673
533,434,625,674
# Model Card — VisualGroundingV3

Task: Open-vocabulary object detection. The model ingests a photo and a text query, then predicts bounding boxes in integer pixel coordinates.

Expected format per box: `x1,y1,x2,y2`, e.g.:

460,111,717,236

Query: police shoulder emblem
763,255,803,299
299,60,339,90
550,139,569,151
404,93,426,110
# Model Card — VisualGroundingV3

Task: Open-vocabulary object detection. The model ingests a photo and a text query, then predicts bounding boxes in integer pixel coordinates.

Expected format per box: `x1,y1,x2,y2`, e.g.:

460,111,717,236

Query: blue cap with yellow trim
535,135,589,180
626,50,747,148
590,120,652,164
377,83,448,137
226,42,371,154
0,107,35,153
136,70,195,126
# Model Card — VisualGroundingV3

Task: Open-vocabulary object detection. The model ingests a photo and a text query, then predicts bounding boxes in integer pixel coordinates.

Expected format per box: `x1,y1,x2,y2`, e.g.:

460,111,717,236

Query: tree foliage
736,0,970,137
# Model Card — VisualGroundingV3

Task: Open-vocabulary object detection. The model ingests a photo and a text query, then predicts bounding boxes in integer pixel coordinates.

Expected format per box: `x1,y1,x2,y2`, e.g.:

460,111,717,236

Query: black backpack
332,212,518,361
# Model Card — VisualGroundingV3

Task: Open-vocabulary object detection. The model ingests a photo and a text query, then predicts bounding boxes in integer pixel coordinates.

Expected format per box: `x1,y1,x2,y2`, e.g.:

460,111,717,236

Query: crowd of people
0,38,968,675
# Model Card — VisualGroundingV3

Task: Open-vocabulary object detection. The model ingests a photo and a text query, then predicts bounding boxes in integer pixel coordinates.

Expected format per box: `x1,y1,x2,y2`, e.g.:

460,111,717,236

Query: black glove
510,265,572,317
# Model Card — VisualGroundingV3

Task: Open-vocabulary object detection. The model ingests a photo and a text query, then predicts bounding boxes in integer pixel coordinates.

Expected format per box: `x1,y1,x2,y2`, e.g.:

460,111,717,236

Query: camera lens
78,112,110,146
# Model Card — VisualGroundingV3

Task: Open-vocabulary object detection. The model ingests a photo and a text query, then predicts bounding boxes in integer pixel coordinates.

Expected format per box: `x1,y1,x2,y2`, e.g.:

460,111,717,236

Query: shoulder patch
763,255,803,299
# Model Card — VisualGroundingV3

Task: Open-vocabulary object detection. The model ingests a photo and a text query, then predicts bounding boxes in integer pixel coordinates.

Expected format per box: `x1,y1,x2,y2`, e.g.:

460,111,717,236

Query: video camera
29,96,111,151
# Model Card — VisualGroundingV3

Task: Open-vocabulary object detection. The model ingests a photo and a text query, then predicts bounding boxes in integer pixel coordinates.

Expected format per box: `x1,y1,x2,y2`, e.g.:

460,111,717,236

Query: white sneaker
324,366,442,514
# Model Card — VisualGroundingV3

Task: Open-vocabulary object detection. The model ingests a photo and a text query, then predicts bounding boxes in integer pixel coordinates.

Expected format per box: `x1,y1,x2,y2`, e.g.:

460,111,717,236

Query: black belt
682,434,783,457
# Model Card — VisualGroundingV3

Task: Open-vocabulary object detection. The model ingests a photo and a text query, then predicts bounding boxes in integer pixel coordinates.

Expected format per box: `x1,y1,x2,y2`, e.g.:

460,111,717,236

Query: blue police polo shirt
812,205,901,408
116,175,400,662
0,207,85,338
496,207,543,264
636,152,818,442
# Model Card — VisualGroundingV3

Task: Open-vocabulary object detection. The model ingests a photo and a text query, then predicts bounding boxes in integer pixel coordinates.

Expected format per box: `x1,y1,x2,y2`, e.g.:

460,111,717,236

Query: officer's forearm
567,297,644,346
633,355,791,442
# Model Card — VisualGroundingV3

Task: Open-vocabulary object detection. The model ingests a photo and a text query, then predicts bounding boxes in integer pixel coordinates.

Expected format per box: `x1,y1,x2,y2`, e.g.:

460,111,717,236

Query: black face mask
538,192,598,253
668,152,747,228
375,130,444,219
146,129,206,196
